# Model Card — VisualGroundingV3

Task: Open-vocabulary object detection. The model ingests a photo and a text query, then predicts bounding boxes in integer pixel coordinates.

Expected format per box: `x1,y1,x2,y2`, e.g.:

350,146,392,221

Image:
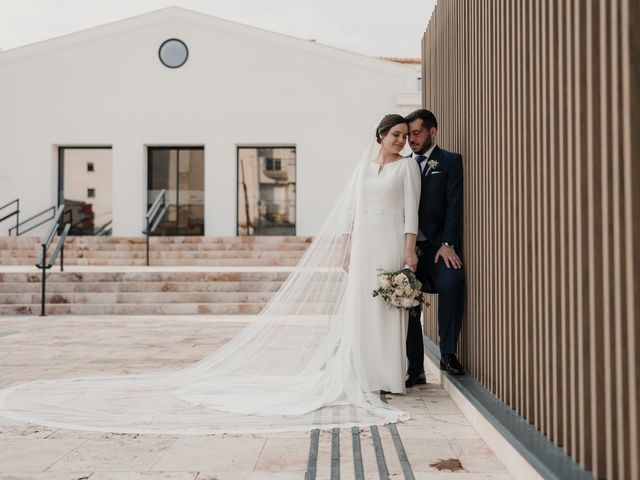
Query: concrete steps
0,263,293,316
0,236,312,266
0,236,310,315
3,258,302,266
0,303,266,315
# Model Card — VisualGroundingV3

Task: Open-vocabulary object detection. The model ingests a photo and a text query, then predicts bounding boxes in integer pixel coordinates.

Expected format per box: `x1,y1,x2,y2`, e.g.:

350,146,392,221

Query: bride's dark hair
375,114,408,144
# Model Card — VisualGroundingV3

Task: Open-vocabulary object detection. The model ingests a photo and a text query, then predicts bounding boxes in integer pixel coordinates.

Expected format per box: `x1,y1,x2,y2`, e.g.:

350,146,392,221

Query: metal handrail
149,203,170,233
146,189,166,225
143,190,168,266
0,199,20,234
46,223,71,268
35,204,70,317
95,220,112,236
9,205,55,236
37,205,66,265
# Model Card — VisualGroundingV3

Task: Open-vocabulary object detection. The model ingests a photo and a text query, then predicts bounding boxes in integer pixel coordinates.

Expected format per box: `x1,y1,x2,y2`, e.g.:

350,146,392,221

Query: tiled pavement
0,315,513,479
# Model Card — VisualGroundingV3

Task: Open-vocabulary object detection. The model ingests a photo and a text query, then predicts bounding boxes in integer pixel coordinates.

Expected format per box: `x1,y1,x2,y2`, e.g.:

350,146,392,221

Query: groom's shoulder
436,146,462,162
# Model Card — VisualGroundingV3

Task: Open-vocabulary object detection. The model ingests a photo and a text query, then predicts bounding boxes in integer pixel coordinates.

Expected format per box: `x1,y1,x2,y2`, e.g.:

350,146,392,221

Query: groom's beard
413,136,433,155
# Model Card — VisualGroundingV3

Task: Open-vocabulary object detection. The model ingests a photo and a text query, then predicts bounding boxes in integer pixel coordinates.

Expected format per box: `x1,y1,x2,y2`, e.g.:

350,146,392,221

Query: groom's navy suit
407,145,465,375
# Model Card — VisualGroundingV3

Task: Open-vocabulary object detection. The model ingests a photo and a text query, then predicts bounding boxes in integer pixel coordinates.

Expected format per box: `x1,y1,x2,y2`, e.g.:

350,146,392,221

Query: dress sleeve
403,158,421,234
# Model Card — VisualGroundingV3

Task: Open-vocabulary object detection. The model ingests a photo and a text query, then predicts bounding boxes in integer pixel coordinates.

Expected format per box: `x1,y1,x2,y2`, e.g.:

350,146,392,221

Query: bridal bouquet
372,268,427,310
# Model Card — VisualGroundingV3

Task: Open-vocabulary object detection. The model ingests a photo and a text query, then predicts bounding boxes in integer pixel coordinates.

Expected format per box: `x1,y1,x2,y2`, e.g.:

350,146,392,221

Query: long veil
0,139,412,434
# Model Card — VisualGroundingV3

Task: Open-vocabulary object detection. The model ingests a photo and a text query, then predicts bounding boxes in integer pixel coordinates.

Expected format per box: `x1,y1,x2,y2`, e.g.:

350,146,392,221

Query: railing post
40,244,47,317
146,217,150,267
16,199,19,236
60,242,64,272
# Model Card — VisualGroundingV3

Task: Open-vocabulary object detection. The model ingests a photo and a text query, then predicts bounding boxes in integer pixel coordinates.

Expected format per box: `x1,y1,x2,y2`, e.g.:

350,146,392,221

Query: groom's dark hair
405,109,438,130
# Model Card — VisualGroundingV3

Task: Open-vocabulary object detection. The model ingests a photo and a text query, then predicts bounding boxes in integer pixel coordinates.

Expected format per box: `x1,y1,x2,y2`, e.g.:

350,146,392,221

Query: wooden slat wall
420,1,639,478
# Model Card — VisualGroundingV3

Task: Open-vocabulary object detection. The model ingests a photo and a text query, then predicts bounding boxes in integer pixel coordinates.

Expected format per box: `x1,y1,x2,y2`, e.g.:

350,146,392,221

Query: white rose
380,277,391,289
400,297,414,308
404,286,413,295
394,288,404,296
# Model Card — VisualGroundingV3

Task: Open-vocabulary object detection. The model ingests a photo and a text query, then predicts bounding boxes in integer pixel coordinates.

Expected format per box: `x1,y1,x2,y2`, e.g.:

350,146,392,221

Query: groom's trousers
407,241,465,374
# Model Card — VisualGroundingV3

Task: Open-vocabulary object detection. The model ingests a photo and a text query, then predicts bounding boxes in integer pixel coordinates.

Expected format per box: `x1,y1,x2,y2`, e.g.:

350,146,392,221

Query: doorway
147,147,205,236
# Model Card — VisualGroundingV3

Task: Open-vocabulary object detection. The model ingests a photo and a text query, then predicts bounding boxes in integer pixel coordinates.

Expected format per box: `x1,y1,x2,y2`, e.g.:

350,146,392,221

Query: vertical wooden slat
505,0,514,410
499,0,508,407
600,0,616,477
515,0,524,419
547,0,559,442
575,0,590,468
523,0,534,424
593,1,603,472
566,0,578,459
533,0,542,430
609,0,631,478
541,0,551,439
480,0,486,388
492,0,498,396
623,1,640,477
555,0,567,450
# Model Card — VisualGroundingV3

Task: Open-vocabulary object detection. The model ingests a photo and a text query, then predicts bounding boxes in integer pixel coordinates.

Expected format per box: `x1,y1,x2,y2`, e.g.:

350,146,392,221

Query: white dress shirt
412,144,437,174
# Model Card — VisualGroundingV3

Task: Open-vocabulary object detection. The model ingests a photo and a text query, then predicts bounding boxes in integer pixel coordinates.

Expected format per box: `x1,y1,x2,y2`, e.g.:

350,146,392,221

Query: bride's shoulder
403,156,420,173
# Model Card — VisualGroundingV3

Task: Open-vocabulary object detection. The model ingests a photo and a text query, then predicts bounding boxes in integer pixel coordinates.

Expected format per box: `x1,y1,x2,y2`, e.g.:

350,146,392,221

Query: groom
404,109,466,386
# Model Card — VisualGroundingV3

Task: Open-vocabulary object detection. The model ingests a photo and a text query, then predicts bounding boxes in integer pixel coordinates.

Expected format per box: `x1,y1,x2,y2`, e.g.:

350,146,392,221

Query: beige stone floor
0,315,513,480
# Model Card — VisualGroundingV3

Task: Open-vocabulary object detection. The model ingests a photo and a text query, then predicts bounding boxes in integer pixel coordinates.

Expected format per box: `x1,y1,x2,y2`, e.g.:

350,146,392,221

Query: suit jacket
415,145,463,250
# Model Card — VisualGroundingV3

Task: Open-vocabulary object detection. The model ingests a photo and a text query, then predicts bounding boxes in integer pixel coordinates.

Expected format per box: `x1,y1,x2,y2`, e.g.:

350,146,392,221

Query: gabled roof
0,6,415,74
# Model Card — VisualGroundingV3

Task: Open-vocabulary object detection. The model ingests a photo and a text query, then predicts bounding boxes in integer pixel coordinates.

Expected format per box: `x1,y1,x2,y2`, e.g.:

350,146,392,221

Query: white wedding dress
354,158,421,393
0,151,422,435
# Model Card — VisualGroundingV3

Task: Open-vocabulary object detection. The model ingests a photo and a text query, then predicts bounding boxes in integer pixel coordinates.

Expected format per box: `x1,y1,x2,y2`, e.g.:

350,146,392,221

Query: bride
0,114,422,434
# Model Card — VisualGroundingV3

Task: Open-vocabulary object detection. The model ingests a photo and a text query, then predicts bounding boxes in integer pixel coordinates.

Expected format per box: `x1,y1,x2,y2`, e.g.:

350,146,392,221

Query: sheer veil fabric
0,140,416,435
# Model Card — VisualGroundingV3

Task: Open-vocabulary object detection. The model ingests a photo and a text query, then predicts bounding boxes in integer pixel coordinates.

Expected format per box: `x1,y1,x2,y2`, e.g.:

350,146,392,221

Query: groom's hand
435,245,462,269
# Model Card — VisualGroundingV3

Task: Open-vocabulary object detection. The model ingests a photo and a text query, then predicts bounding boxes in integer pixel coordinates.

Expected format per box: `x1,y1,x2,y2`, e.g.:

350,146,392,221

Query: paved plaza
0,315,512,479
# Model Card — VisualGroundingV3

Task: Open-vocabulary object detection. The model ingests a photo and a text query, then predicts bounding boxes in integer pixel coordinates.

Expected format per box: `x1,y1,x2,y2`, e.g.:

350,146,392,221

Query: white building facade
0,7,420,237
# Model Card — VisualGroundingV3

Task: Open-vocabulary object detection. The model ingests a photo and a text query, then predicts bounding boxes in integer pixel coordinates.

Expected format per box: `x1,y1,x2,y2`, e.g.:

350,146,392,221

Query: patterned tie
414,155,426,173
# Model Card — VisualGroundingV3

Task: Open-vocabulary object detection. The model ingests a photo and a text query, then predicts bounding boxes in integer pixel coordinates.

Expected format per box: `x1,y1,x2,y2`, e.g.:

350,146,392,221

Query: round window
158,39,188,68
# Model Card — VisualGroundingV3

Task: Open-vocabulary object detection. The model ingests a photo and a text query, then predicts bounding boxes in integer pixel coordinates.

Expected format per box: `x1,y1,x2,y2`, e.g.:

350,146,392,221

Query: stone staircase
0,271,290,315
0,236,311,266
0,236,310,315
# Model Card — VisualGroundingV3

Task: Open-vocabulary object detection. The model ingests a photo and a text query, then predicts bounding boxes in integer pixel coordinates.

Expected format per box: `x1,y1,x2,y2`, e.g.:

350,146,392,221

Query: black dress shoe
440,354,465,376
405,372,427,388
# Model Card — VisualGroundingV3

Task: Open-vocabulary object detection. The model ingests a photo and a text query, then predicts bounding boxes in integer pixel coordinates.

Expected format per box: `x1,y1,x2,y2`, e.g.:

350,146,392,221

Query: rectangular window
87,162,94,172
87,188,95,198
237,146,296,236
147,147,205,236
265,158,281,171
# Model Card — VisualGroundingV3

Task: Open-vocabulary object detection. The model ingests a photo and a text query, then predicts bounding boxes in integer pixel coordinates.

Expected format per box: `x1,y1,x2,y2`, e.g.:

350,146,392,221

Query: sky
0,0,437,58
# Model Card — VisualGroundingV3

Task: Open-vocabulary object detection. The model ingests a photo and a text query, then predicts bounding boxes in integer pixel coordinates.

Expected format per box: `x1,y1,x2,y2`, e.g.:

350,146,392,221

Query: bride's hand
404,252,418,272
